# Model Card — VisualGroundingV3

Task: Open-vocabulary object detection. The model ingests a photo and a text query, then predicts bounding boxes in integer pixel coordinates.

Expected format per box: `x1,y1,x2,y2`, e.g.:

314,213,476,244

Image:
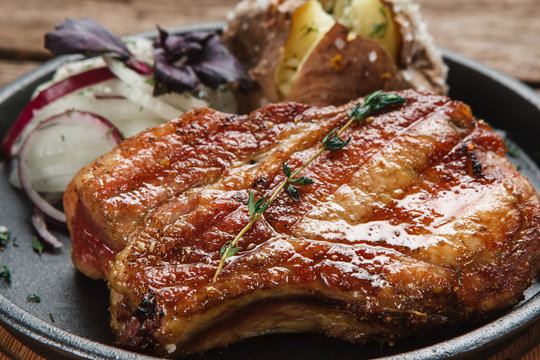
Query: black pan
0,22,539,360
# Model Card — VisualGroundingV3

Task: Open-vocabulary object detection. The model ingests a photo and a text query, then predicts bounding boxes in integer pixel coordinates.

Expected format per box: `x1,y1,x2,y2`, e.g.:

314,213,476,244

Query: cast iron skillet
0,22,539,360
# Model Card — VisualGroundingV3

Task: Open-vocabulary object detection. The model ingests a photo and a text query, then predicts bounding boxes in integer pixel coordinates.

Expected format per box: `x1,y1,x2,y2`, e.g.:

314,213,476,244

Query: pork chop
64,90,540,356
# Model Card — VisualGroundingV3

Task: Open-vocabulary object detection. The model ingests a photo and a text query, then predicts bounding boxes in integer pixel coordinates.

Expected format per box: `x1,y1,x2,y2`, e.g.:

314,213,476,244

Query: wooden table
0,0,539,359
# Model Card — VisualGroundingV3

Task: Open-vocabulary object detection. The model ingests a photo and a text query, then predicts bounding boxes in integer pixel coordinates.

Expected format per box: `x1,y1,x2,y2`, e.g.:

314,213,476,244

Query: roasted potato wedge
223,0,447,110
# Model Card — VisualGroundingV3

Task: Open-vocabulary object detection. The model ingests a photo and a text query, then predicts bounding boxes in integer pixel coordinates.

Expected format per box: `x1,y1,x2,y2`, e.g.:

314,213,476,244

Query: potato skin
288,22,407,105
223,0,300,110
223,0,447,110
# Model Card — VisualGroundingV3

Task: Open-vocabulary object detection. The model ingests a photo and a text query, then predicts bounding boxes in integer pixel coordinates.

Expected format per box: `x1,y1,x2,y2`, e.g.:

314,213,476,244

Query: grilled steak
64,90,540,356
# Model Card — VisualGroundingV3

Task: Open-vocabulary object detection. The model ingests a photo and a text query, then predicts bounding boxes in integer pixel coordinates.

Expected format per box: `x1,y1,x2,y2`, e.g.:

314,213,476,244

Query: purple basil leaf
155,27,210,59
153,48,200,96
45,18,131,59
45,18,151,75
153,28,251,94
190,34,251,90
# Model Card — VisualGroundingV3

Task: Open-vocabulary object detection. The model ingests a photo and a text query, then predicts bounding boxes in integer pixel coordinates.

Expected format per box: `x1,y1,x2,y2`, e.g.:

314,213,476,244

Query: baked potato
223,0,447,109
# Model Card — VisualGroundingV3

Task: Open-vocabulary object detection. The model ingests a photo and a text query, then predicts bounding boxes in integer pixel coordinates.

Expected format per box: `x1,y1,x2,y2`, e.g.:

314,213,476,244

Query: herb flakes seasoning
0,265,11,283
32,235,44,255
370,7,390,39
0,226,10,249
26,294,41,303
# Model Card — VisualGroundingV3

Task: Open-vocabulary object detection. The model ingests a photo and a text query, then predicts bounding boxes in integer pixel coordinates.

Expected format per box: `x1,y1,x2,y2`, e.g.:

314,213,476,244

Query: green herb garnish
106,127,115,139
456,268,462,285
49,313,55,323
282,162,314,201
0,265,11,283
212,91,406,282
38,122,59,131
300,22,318,38
370,7,389,39
144,77,155,86
0,228,10,248
26,294,41,303
32,236,44,255
322,128,351,150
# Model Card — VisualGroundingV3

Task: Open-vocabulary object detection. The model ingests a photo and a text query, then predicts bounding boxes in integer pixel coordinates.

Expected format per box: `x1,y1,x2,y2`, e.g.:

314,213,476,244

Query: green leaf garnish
289,176,314,185
369,7,389,39
300,22,318,38
0,265,11,283
322,128,351,150
255,197,270,214
38,122,59,131
247,190,270,220
282,162,292,177
286,184,300,201
456,268,462,285
367,92,407,111
32,236,44,255
247,191,256,218
0,229,10,248
349,104,371,121
220,240,242,259
26,294,41,303
220,241,230,258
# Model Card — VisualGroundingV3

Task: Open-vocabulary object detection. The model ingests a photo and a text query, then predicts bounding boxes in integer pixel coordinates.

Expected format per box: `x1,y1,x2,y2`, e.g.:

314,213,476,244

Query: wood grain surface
0,0,539,359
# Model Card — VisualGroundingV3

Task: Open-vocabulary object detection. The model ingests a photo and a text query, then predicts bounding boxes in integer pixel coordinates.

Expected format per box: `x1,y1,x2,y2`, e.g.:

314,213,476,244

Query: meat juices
64,90,540,356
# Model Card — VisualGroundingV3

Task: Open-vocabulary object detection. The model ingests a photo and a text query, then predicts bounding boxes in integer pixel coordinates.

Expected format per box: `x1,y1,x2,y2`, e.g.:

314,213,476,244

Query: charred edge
468,151,483,177
136,290,158,323
122,290,164,352
232,193,245,203
460,144,483,177
251,176,268,188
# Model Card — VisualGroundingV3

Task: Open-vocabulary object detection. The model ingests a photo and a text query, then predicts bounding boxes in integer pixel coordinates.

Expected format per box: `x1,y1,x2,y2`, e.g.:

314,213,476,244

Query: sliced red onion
31,208,63,248
2,66,115,157
18,110,123,223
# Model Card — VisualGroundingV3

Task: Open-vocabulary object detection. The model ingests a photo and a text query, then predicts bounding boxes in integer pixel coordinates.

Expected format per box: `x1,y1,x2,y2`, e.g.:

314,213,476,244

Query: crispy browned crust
64,90,540,356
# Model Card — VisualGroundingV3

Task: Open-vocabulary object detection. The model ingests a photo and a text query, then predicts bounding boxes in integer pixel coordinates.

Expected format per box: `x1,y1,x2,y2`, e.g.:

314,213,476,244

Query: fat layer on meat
64,90,540,356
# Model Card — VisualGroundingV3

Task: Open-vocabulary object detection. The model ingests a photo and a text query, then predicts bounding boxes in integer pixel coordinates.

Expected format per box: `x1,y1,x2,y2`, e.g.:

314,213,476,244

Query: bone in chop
64,90,540,356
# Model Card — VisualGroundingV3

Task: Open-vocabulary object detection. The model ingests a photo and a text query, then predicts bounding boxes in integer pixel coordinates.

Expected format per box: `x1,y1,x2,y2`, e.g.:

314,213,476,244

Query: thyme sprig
283,162,314,201
212,91,406,282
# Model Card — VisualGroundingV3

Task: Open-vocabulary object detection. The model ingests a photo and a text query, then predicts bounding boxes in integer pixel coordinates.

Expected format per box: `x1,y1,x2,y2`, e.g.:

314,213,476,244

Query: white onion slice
26,90,164,137
103,56,208,113
111,81,183,120
18,111,123,221
9,94,164,191
3,67,116,156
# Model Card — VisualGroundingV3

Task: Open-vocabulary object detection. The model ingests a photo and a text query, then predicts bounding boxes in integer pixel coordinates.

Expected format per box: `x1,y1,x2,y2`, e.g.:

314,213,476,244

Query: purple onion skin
31,208,63,249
